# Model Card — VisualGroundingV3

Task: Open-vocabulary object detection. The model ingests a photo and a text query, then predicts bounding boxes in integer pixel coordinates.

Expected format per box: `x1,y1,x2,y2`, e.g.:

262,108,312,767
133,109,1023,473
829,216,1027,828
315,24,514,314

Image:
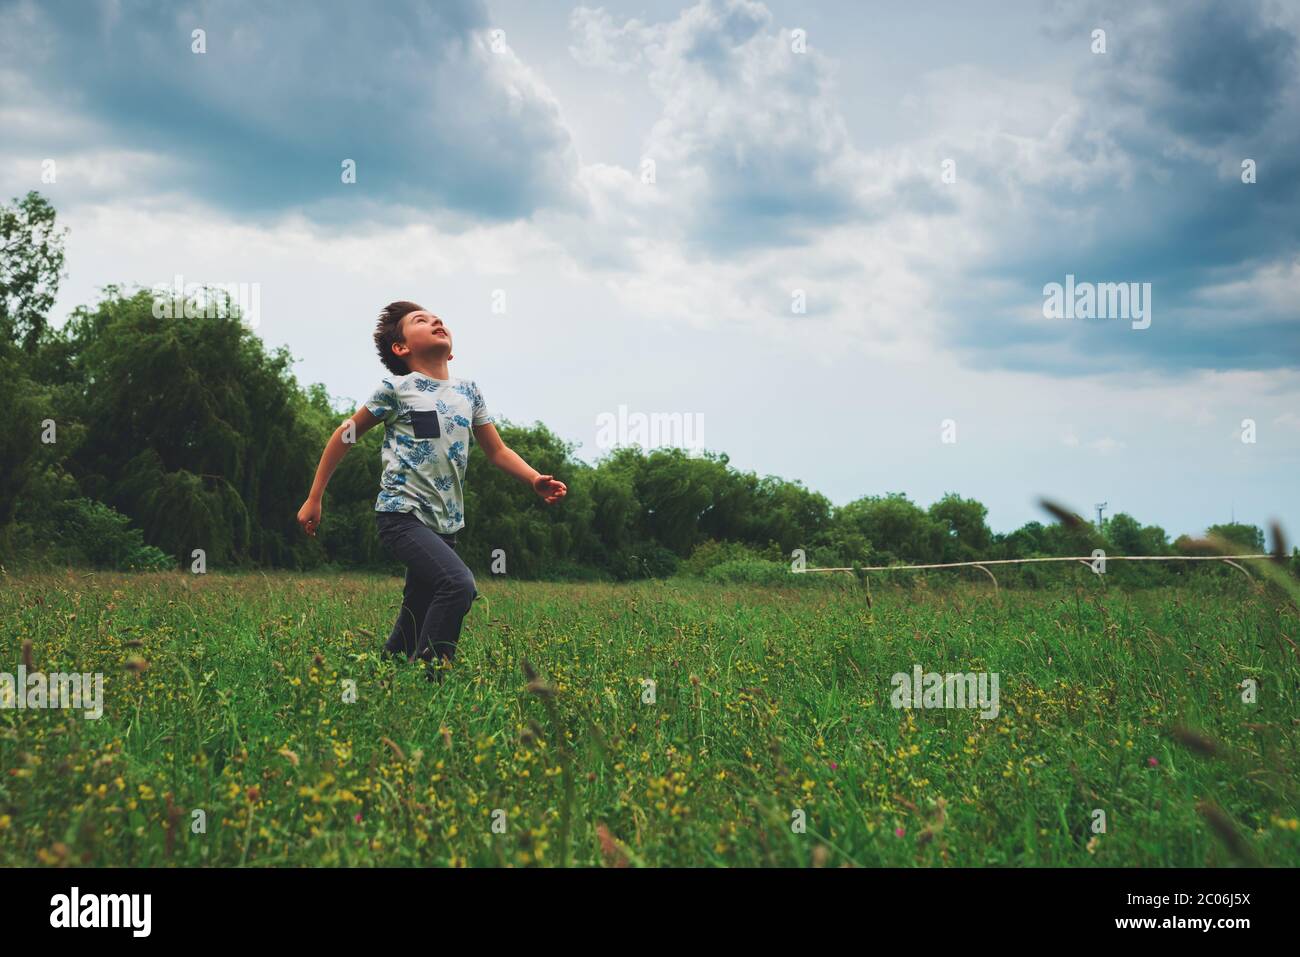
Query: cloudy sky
3,0,1297,540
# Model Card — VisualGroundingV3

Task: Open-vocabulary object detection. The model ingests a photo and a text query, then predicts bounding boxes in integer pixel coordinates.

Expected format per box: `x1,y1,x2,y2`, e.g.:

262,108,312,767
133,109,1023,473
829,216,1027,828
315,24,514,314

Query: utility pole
1095,502,1107,530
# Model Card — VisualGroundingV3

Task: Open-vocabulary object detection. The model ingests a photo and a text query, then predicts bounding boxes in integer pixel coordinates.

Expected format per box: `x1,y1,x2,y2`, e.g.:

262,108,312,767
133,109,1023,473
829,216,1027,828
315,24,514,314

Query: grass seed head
1170,725,1221,757
1269,521,1287,563
1039,498,1085,528
1196,802,1256,865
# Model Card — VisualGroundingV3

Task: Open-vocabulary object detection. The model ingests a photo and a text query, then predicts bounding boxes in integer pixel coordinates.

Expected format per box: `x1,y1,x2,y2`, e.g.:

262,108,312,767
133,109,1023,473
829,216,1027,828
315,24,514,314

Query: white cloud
568,6,651,72
1088,437,1125,454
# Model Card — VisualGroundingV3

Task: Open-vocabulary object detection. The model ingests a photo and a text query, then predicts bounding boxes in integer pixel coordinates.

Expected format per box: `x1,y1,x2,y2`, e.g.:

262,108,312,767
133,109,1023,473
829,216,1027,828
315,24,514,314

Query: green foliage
840,492,946,565
681,539,783,577
1204,523,1266,552
611,542,680,580
62,288,324,568
18,497,172,570
702,558,791,585
460,420,591,578
0,190,67,354
929,492,993,561
0,339,64,528
1106,512,1170,555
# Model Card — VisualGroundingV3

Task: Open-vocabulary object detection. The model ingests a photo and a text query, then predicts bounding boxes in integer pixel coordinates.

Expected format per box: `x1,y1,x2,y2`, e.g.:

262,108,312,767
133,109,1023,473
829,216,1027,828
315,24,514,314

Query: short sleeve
365,378,399,423
470,380,493,427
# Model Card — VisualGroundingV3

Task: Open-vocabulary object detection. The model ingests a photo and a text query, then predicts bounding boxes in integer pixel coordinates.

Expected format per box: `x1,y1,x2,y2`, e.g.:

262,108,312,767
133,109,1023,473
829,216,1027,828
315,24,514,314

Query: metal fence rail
799,554,1273,591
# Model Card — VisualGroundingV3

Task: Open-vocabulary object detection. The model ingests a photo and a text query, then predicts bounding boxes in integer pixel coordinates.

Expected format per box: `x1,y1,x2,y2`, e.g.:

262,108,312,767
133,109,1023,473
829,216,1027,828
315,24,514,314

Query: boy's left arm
473,423,567,504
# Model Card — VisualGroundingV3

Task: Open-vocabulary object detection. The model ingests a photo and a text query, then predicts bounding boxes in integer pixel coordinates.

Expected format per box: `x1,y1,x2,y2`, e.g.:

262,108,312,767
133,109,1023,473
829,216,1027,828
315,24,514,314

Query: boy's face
394,309,452,365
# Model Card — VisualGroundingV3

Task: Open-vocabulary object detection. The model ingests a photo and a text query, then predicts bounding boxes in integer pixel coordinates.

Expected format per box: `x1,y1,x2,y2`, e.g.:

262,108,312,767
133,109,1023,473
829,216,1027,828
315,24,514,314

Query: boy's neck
405,356,451,380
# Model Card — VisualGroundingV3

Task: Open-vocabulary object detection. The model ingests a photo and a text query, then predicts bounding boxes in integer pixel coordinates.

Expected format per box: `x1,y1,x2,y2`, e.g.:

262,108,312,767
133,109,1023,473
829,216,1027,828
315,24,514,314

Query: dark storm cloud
1103,0,1296,143
947,0,1300,375
0,0,582,223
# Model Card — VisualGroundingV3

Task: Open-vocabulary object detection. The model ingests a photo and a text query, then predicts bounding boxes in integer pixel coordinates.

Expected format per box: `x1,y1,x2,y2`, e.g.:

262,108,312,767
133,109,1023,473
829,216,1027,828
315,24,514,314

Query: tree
1106,512,1169,555
928,492,992,561
1204,523,1265,552
839,493,946,564
461,419,589,577
0,191,70,538
0,191,68,354
1000,521,1048,558
62,287,321,567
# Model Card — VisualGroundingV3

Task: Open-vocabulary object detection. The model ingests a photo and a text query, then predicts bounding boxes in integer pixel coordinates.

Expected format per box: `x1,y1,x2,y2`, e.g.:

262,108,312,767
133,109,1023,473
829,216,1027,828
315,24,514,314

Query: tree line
1,191,1291,583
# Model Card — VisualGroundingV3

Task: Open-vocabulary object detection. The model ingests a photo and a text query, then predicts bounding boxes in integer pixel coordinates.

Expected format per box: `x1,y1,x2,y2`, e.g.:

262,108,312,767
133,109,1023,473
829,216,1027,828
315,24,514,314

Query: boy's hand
532,474,567,505
297,498,322,536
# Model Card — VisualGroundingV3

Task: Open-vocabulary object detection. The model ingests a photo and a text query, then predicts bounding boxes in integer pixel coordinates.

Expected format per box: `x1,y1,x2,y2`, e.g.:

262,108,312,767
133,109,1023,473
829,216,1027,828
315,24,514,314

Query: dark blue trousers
375,510,477,664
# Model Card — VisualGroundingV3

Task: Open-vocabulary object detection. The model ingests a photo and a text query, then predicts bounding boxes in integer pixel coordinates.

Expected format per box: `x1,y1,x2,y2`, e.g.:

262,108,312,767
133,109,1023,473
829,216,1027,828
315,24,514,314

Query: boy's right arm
297,406,384,537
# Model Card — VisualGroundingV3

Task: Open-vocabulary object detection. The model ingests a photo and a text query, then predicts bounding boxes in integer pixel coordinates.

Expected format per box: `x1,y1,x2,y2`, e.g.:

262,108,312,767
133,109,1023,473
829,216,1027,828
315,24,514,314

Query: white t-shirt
365,372,494,533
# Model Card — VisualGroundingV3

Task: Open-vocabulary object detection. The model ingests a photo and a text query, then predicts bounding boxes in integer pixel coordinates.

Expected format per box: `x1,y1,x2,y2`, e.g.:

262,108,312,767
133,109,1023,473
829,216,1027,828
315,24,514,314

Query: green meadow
1,571,1297,867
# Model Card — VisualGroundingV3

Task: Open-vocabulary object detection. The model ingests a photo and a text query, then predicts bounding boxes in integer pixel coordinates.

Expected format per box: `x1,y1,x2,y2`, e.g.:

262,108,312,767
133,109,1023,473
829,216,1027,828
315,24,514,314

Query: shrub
681,539,782,577
610,543,680,580
43,497,173,570
703,558,792,585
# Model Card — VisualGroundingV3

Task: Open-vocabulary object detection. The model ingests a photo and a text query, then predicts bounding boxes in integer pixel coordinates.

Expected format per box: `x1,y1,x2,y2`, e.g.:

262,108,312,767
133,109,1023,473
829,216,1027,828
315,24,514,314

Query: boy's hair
374,300,425,376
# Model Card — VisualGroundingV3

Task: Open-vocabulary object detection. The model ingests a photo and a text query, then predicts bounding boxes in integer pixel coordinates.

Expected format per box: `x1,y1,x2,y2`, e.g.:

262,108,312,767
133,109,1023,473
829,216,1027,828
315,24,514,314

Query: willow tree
61,288,323,568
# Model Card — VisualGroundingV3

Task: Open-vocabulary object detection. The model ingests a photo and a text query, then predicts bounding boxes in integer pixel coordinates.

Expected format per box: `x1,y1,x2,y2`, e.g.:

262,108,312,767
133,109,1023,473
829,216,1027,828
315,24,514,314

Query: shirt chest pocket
409,410,441,439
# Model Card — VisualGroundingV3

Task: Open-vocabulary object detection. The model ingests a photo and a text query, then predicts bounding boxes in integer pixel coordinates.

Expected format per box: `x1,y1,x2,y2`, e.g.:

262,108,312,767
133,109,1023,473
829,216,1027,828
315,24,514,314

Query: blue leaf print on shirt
392,436,432,468
393,433,416,469
414,378,440,392
367,379,400,417
432,474,453,492
446,440,466,469
407,440,436,466
452,382,476,403
433,399,469,432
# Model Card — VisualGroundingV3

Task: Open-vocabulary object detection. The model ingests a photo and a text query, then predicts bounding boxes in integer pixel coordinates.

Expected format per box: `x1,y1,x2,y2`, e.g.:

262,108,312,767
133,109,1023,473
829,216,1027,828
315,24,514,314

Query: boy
297,300,566,678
